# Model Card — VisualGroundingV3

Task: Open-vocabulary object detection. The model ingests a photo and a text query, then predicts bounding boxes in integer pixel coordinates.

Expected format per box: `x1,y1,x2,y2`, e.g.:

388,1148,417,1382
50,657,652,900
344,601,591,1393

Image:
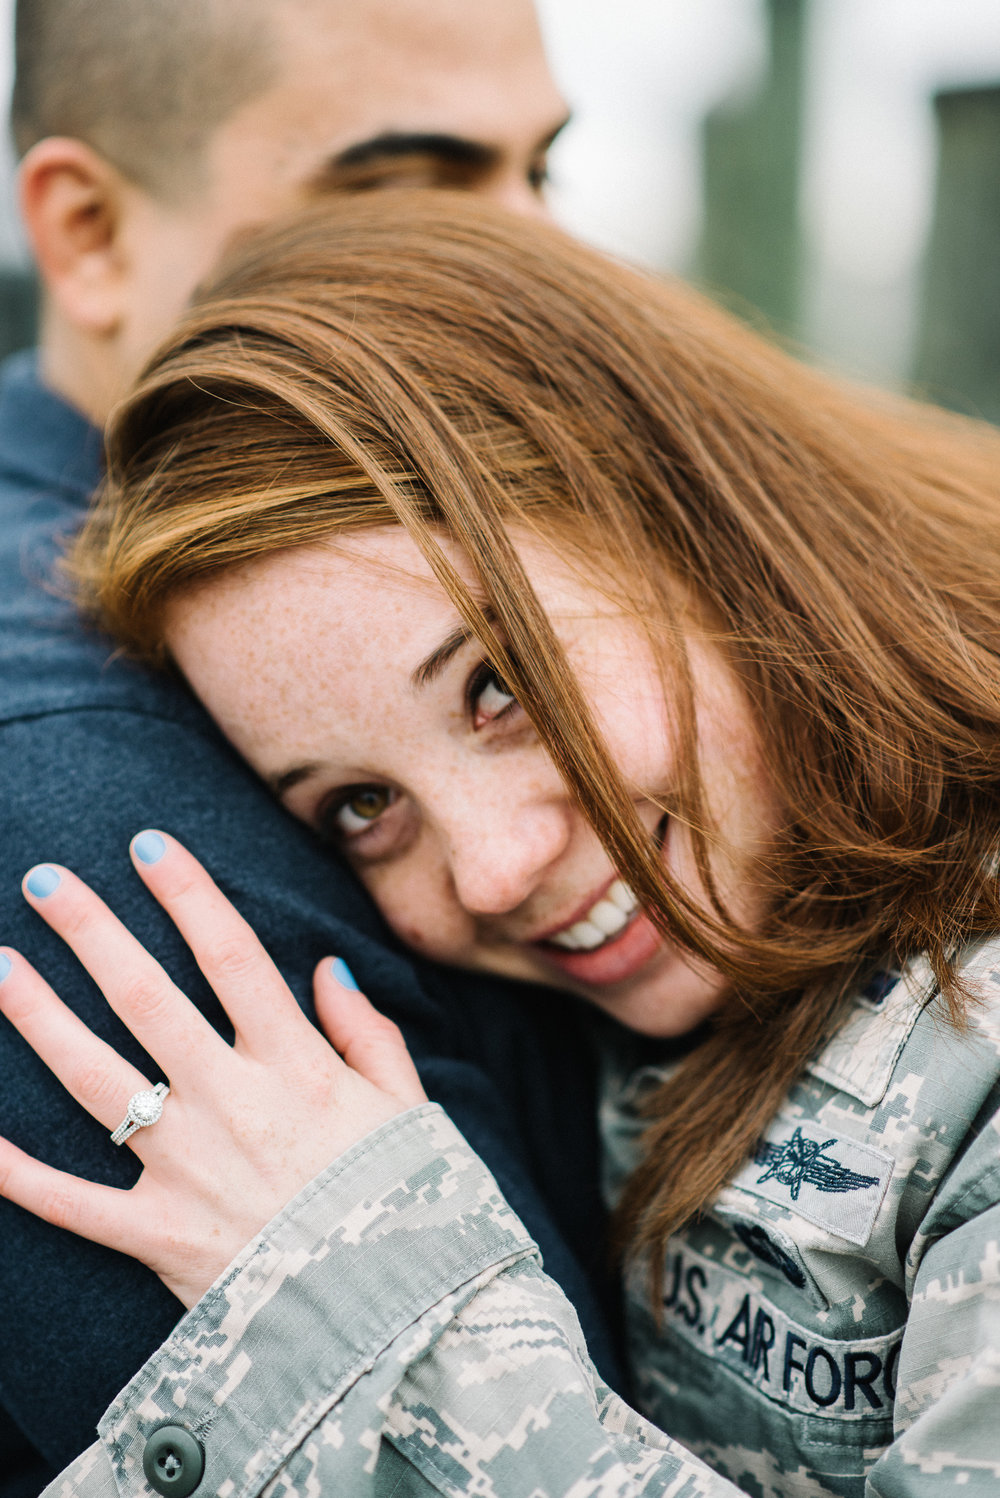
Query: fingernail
25,865,60,898
132,831,166,866
330,957,359,991
0,954,11,983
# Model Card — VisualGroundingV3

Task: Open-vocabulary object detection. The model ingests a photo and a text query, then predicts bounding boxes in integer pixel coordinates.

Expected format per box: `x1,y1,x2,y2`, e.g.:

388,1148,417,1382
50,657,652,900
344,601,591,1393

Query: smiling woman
162,526,774,1041
10,190,1000,1492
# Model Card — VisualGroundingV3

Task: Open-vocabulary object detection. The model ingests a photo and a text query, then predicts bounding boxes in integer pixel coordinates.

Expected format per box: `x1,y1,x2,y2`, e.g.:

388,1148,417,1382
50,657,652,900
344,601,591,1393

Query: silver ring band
111,1082,170,1146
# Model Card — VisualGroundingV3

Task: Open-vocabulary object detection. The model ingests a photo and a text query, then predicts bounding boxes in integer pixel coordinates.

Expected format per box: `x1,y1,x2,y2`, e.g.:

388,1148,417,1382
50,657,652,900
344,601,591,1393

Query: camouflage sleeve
866,1107,1000,1494
42,1103,736,1498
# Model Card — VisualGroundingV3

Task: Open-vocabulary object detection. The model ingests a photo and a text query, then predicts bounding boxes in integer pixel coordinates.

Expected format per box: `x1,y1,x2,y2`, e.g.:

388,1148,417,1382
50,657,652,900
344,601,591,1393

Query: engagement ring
110,1082,170,1145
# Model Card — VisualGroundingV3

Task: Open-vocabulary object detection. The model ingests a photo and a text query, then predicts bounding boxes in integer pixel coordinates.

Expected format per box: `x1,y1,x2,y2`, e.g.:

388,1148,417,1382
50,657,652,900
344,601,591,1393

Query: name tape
657,1241,902,1421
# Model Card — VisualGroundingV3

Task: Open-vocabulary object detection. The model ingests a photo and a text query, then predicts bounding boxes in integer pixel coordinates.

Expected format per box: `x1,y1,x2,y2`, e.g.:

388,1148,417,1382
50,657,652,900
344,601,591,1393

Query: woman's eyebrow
267,761,324,798
411,624,474,689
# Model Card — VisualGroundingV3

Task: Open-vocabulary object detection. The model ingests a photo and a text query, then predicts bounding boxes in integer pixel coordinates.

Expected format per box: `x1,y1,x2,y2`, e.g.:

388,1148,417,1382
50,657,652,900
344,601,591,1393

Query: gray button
142,1423,205,1497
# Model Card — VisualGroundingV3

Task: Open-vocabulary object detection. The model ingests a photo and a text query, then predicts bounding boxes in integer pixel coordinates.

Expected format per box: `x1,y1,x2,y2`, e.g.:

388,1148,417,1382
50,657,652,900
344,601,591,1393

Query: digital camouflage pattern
44,941,1000,1497
602,940,1000,1492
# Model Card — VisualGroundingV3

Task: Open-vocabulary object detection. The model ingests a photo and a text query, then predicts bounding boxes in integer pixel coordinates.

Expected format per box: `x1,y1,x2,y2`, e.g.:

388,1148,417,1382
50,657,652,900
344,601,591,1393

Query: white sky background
2,0,1000,383
538,0,765,271
538,0,1000,385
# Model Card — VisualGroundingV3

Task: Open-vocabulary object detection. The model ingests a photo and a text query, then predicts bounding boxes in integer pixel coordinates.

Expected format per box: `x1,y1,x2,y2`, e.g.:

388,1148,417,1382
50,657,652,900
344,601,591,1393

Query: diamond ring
110,1082,170,1146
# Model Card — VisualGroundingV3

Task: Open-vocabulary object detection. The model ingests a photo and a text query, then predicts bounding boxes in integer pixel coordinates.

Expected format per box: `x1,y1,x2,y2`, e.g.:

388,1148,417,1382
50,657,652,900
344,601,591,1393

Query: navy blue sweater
0,353,621,1495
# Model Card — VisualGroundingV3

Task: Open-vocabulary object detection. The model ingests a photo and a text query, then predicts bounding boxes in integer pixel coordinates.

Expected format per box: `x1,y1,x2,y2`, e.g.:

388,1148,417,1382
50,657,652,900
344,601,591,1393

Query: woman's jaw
165,525,776,1040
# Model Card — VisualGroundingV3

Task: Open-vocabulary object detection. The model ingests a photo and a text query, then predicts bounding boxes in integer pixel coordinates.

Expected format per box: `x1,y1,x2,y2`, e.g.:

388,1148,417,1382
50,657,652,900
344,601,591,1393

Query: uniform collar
0,349,103,507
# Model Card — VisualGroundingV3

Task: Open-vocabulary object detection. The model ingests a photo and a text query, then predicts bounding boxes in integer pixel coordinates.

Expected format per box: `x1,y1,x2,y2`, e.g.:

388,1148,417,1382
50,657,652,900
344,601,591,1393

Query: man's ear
18,137,132,336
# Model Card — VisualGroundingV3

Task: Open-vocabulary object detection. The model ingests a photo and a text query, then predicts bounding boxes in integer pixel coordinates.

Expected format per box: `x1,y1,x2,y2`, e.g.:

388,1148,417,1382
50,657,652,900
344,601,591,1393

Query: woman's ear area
17,136,132,337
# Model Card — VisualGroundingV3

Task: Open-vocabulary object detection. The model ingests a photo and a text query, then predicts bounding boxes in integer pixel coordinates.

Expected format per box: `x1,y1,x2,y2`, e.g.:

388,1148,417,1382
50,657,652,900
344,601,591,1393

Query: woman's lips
528,818,672,988
533,906,664,986
546,877,638,950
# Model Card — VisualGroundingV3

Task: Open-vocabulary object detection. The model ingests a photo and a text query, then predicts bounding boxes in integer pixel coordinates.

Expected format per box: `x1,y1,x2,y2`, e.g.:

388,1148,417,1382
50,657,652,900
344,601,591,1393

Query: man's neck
37,308,120,427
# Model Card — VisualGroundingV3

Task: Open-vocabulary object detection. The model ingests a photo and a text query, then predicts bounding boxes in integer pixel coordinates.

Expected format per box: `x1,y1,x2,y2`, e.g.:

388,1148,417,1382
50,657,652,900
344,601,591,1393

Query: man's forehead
211,0,568,193
273,0,550,71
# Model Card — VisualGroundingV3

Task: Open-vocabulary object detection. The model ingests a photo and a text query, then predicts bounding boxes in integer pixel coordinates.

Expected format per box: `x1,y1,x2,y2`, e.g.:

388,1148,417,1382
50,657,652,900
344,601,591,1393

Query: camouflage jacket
45,940,1000,1497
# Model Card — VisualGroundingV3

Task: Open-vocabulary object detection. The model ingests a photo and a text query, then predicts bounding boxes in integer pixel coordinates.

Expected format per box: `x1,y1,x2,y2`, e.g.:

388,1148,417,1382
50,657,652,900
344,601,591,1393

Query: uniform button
142,1423,205,1496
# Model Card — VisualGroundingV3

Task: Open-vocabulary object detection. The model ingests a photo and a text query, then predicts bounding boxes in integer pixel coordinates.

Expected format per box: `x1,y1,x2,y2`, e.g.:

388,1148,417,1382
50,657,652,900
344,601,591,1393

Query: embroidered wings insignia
753,1128,880,1201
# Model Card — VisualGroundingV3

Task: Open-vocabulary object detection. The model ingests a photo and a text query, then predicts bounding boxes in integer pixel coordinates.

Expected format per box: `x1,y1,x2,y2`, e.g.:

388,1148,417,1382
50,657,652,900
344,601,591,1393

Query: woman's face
166,527,778,1037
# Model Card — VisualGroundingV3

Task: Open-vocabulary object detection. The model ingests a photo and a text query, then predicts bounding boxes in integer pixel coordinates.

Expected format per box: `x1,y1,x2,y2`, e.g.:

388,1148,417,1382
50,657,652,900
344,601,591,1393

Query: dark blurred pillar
913,85,1000,423
0,266,39,361
696,0,808,339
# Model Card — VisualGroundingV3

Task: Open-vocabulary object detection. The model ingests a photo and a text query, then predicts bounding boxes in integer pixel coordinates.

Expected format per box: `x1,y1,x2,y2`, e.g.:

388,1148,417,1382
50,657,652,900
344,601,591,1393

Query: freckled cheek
699,715,777,837
363,865,477,962
597,694,675,793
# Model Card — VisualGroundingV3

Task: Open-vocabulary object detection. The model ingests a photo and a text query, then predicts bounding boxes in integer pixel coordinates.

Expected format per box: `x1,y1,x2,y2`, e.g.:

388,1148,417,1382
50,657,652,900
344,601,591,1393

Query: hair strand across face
69,191,1000,1279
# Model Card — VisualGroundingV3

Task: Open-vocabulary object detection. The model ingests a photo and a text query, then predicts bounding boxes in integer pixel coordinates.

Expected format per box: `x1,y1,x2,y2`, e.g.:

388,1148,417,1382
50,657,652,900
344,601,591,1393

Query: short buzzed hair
11,0,277,197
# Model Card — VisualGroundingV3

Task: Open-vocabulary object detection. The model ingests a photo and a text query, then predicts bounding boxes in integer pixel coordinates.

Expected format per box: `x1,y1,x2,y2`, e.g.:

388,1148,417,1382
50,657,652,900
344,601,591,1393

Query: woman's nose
440,786,572,917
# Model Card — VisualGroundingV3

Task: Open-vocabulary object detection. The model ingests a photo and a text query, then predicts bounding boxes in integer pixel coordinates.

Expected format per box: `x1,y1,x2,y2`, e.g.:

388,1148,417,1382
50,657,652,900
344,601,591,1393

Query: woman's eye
328,786,396,838
470,663,518,728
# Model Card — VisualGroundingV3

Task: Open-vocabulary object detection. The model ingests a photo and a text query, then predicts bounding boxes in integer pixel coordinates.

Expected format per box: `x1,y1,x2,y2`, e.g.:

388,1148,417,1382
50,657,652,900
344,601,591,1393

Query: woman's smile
539,874,640,952
535,897,663,985
166,526,778,1037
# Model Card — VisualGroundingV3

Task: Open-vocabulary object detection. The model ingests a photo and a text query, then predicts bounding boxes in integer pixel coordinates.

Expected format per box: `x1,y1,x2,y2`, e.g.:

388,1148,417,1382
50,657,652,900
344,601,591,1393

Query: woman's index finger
21,858,222,1078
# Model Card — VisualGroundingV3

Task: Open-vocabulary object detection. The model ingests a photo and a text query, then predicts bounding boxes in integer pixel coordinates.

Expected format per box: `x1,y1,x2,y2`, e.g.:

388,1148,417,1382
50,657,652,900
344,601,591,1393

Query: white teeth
607,879,638,915
588,899,629,937
548,882,639,952
573,919,608,949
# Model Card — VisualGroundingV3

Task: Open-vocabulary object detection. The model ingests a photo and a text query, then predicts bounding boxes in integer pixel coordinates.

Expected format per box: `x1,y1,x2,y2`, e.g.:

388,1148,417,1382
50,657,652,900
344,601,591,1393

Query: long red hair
70,191,1000,1277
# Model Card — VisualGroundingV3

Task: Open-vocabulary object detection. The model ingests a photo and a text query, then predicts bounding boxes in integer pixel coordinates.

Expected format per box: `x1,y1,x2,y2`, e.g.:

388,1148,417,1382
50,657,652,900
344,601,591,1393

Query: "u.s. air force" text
661,1244,902,1419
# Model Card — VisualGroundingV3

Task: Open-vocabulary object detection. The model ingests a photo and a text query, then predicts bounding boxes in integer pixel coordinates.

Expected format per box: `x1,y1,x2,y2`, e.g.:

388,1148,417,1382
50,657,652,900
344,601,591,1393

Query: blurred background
1,0,999,418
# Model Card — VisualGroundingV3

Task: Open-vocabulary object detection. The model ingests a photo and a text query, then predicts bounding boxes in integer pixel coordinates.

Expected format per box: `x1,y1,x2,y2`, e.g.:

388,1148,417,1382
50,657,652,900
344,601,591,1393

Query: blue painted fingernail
133,831,166,865
330,957,359,991
25,865,60,898
0,954,12,983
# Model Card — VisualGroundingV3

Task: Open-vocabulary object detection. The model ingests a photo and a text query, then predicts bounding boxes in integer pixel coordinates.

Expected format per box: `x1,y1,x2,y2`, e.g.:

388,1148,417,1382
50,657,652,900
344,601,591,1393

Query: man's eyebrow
322,113,572,181
411,623,476,689
267,761,323,798
330,131,498,175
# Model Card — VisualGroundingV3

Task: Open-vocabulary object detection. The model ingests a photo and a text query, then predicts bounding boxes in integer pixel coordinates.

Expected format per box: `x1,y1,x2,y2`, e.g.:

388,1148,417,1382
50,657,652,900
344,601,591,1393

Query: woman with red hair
4,192,1000,1494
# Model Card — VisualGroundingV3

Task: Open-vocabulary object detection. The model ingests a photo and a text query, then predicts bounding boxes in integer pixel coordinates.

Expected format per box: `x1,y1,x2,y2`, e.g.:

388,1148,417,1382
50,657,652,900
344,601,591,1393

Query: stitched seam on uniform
146,1103,458,1349
808,992,934,1106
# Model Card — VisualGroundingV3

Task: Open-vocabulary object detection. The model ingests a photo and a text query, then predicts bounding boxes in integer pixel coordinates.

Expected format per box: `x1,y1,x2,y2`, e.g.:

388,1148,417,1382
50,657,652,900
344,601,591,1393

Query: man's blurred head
12,0,567,419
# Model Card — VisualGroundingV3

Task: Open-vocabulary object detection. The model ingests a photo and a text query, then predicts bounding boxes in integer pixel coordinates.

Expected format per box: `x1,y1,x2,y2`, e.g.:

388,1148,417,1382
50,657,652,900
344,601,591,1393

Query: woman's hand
0,831,426,1308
